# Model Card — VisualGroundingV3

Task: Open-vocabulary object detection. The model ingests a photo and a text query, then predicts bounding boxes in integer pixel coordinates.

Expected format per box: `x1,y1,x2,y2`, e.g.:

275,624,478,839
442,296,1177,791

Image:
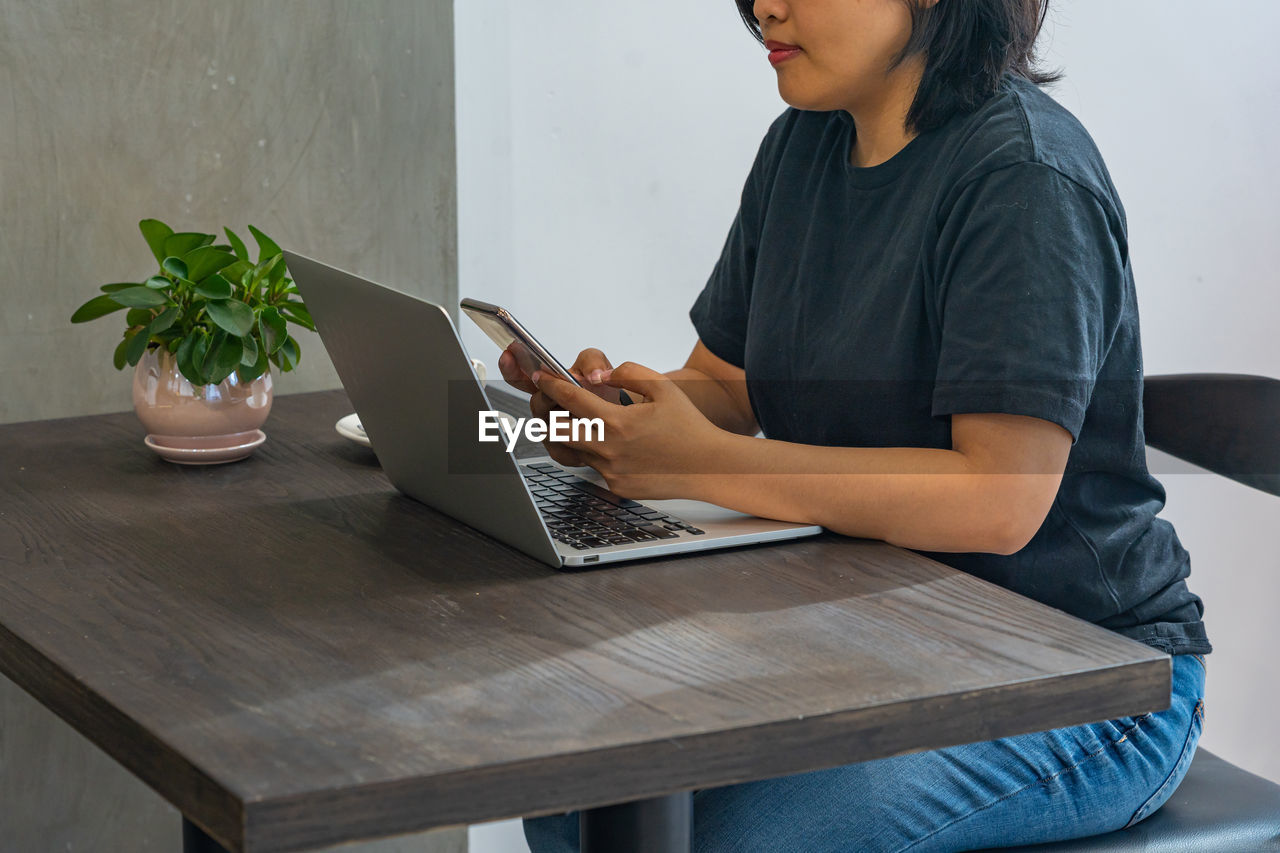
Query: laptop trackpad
562,465,812,534
643,498,765,527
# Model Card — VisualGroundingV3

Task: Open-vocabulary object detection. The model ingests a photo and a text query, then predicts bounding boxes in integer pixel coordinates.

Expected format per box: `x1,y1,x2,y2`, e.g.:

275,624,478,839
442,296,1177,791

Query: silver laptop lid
284,251,562,567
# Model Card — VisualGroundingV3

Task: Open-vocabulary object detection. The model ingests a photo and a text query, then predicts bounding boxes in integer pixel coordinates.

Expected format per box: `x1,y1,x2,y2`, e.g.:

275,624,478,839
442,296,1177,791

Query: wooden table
0,388,1170,853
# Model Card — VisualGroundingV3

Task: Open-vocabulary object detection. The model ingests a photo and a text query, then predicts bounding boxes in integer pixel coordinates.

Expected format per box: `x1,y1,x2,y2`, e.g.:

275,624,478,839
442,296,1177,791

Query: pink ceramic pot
132,347,273,440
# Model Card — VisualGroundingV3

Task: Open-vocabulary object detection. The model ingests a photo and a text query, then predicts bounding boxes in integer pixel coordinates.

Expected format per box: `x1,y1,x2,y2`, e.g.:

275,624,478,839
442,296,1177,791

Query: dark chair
996,373,1280,851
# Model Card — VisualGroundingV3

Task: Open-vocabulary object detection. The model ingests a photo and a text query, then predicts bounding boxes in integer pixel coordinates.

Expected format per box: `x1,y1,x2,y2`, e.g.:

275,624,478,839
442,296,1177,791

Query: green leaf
124,326,151,366
163,232,213,259
176,333,202,384
237,343,269,382
184,246,237,283
161,256,188,280
109,286,169,309
240,348,270,381
279,302,316,332
253,253,279,274
271,335,300,372
139,219,174,266
259,306,287,354
71,293,128,323
155,329,182,347
149,306,180,335
248,254,276,295
100,282,138,293
224,227,249,262
112,337,130,370
262,253,285,284
125,307,153,327
239,332,259,366
247,224,282,263
207,334,244,385
193,273,233,300
267,261,289,300
199,329,225,377
144,275,171,290
206,298,255,336
220,259,251,290
194,330,219,384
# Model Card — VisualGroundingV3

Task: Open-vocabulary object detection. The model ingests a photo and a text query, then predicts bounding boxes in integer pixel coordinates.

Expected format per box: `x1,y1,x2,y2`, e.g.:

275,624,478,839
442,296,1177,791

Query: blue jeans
523,653,1206,852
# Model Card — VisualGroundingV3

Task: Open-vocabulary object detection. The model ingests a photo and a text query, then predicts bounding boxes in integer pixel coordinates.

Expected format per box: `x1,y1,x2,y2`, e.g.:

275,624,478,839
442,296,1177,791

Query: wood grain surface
0,388,1169,852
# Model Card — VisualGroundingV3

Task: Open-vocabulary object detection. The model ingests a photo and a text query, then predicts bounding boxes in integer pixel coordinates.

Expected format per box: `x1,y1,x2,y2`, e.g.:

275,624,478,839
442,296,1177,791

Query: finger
543,439,598,469
566,367,622,404
531,391,604,460
498,347,537,394
530,390,558,423
572,348,615,386
603,361,672,402
532,371,612,421
584,381,624,405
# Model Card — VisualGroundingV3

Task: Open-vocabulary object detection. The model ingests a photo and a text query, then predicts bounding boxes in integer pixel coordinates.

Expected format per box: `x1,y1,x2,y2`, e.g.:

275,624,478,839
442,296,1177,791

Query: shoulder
933,75,1129,235
942,76,1123,206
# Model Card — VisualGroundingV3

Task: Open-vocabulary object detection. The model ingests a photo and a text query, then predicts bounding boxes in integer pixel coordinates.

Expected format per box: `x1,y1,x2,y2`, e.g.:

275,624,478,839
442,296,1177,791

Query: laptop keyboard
520,463,705,550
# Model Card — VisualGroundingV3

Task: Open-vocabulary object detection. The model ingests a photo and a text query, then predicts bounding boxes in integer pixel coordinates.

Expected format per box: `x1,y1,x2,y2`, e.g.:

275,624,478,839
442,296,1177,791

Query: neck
845,59,925,168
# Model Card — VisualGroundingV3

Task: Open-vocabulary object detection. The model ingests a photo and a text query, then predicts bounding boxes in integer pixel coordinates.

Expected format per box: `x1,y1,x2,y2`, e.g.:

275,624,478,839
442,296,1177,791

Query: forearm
685,431,1040,554
664,367,758,436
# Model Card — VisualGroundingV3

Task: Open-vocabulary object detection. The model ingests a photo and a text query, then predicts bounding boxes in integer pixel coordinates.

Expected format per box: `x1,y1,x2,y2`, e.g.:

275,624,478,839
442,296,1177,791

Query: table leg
579,791,692,853
182,816,230,853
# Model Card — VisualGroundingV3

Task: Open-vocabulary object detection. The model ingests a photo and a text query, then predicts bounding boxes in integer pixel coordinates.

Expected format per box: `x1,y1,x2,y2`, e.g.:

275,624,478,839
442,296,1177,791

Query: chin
777,92,825,112
775,79,833,113
775,82,813,111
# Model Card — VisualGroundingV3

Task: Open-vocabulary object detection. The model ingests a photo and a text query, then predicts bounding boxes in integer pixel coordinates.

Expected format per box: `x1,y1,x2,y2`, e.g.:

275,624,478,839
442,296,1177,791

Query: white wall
455,0,782,375
1037,0,1280,786
458,2,1279,850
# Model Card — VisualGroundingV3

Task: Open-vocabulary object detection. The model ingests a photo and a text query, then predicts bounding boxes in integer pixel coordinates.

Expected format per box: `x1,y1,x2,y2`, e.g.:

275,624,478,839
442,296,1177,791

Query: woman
509,0,1210,849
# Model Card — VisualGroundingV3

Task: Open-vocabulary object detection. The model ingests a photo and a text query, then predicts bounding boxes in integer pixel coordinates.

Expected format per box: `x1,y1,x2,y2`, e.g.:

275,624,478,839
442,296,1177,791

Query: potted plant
71,218,314,463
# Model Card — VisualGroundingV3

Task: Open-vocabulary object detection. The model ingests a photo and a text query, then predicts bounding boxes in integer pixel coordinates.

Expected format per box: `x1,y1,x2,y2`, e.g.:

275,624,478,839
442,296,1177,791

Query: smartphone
460,298,583,387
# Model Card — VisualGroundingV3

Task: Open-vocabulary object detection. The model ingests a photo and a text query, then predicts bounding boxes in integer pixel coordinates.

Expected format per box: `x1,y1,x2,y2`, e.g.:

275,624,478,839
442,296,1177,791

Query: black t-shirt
689,73,1210,656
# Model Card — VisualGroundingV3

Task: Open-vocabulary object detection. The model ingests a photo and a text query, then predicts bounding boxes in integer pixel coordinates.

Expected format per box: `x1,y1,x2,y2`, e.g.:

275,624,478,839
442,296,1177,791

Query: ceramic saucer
145,430,266,465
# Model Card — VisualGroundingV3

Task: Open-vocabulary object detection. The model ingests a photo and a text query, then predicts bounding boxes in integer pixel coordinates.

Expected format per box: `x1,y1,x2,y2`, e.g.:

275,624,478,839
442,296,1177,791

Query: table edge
0,620,246,851
239,656,1169,853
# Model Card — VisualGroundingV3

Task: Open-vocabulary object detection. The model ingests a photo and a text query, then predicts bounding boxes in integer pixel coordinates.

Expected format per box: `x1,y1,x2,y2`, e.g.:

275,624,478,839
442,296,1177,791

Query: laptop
285,251,823,568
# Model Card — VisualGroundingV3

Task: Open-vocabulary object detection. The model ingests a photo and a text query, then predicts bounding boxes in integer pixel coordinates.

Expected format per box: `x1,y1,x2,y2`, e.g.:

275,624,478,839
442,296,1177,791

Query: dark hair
734,0,1064,135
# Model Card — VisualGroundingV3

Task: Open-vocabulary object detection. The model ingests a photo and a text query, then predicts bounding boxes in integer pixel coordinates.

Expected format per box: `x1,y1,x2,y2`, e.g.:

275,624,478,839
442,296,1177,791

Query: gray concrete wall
0,2,463,850
0,0,458,425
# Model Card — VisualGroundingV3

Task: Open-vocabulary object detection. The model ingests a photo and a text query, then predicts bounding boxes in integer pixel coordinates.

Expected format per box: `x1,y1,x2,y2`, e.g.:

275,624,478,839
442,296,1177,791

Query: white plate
335,413,371,447
334,410,518,449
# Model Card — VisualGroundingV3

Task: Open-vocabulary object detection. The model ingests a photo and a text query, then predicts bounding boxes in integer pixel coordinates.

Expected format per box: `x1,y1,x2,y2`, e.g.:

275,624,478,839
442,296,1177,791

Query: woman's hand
497,343,625,423
529,361,727,499
496,343,540,395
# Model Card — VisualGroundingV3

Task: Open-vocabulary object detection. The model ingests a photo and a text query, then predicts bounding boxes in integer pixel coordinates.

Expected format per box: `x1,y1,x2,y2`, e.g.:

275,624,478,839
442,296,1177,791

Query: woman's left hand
529,361,724,499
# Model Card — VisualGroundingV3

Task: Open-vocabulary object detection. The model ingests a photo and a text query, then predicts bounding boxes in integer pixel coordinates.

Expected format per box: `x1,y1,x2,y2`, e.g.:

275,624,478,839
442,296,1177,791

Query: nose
753,0,787,25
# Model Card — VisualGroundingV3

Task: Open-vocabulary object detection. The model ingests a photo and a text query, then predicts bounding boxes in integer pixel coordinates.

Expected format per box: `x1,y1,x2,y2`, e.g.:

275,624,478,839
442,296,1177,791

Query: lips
764,38,801,66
